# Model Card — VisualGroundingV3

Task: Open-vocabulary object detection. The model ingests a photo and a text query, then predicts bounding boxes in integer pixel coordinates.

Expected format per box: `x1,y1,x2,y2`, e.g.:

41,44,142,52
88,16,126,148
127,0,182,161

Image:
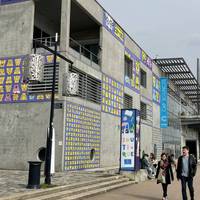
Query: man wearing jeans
177,146,197,200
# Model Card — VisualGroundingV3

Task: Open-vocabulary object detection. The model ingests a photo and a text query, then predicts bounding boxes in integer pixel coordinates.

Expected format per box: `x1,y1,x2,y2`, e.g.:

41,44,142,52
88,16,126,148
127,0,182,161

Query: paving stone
0,170,112,198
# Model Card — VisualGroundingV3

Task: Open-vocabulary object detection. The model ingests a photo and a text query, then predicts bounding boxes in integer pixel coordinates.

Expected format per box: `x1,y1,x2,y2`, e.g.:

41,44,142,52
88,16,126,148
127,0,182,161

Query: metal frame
154,57,199,103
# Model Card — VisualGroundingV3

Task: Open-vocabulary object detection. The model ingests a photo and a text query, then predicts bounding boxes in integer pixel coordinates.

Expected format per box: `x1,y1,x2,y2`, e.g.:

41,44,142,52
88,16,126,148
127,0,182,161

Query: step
0,176,123,200
27,178,130,200
63,181,135,200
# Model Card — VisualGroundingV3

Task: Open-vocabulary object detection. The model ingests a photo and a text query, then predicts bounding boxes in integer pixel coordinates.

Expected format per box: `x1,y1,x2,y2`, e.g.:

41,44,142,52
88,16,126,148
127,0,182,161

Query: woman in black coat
156,153,174,200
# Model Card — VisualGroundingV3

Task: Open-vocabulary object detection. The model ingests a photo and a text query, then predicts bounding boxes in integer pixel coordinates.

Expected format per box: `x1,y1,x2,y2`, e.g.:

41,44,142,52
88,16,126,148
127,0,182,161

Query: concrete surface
86,166,200,200
0,169,119,198
0,102,64,171
0,1,34,57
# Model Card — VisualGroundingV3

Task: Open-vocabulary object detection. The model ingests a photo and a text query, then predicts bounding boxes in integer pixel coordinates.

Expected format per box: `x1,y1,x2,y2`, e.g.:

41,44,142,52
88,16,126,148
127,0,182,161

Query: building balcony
33,36,100,69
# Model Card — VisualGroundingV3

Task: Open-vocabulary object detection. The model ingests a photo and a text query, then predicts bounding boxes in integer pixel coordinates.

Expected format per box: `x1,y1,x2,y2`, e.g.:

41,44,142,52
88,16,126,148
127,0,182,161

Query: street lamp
23,33,78,185
44,33,58,185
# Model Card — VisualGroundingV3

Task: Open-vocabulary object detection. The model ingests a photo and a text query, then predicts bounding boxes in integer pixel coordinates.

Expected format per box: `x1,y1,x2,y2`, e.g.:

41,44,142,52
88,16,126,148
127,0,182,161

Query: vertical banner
160,77,168,128
120,109,136,171
135,110,141,171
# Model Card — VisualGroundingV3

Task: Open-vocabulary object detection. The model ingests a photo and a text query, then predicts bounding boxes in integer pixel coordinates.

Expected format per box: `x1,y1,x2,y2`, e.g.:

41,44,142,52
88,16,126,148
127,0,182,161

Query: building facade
0,0,199,171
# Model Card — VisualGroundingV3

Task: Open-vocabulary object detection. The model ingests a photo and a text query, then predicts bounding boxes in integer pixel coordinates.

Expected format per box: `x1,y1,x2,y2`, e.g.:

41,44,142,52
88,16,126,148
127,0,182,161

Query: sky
97,0,200,76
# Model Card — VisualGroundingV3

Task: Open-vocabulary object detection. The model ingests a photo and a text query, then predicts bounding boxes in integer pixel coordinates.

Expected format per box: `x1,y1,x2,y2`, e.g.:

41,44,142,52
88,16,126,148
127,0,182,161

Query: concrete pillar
59,0,71,171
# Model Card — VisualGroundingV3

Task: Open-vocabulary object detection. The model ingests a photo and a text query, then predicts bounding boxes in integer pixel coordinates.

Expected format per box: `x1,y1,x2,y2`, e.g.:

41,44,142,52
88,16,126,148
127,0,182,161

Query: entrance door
186,140,197,159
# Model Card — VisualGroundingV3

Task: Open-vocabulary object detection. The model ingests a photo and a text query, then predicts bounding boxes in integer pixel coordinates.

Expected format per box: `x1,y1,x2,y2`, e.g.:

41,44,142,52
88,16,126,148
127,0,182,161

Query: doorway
186,140,197,159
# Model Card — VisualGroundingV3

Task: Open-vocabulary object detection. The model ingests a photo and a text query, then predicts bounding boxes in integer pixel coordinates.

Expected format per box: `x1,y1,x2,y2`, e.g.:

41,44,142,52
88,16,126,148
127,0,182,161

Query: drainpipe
197,58,200,115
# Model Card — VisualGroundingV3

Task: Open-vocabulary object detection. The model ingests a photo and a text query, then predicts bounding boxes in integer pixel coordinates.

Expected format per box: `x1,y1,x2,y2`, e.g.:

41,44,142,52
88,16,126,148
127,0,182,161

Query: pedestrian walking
141,153,154,179
149,153,158,176
168,154,177,173
156,153,174,200
176,146,197,200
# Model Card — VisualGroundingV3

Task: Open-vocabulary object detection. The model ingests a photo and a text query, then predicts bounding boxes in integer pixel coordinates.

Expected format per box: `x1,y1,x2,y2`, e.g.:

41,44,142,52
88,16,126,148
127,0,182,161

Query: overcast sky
97,0,200,76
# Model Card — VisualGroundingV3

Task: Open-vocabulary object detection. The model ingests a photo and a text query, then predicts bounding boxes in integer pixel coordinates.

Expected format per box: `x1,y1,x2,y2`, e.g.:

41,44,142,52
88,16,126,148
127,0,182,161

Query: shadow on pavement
127,194,161,200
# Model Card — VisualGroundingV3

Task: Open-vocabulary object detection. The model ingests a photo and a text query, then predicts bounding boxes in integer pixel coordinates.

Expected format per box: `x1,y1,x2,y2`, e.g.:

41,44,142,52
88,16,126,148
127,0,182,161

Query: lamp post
24,33,77,185
44,33,58,185
34,33,77,185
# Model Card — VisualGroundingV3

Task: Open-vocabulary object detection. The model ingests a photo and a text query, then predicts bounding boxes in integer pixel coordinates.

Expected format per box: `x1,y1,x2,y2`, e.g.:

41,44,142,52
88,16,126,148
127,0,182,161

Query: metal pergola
154,58,200,105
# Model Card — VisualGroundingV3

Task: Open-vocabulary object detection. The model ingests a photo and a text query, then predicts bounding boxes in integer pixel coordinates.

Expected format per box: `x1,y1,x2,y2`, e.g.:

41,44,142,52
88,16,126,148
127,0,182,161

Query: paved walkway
1,167,199,199
0,169,112,198
86,167,200,200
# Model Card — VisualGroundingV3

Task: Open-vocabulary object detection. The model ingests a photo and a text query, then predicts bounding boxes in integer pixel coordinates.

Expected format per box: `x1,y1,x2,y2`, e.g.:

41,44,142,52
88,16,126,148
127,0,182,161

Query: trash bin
27,161,42,189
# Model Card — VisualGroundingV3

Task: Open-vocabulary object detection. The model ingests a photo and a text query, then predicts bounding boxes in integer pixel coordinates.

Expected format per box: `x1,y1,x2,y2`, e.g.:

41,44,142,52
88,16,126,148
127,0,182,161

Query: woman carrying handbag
156,153,174,200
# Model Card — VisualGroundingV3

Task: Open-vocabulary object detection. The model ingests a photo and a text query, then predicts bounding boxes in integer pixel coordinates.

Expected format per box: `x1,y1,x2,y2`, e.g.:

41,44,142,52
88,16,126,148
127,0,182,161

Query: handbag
157,168,166,184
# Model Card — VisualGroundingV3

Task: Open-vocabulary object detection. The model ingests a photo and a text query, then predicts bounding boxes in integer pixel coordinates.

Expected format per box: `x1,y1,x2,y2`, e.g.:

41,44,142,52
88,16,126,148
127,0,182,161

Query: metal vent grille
140,102,147,120
69,66,101,104
124,94,133,109
28,64,59,94
140,69,147,88
125,56,133,79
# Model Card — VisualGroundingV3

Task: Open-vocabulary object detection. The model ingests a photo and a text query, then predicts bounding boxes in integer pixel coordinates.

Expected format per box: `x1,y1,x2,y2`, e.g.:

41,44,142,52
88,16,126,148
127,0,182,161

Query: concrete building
0,0,199,171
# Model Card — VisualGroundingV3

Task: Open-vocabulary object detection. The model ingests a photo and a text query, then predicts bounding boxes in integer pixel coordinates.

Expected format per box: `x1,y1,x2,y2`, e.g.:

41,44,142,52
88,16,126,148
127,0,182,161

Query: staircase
0,175,135,200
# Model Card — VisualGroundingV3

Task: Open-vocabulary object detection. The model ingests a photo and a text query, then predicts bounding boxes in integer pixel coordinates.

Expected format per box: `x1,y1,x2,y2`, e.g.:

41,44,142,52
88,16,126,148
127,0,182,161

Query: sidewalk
86,165,200,200
0,169,116,198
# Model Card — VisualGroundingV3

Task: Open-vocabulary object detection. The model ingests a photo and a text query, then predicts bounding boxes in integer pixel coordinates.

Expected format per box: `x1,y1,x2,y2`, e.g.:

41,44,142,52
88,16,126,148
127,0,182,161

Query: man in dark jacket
177,146,197,200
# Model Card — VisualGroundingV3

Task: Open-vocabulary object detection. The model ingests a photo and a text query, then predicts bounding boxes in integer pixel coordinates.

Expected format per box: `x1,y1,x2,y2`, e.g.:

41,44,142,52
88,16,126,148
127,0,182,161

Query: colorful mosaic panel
0,55,57,103
65,102,101,170
103,11,125,44
152,74,160,105
141,50,152,70
102,74,124,116
124,48,140,93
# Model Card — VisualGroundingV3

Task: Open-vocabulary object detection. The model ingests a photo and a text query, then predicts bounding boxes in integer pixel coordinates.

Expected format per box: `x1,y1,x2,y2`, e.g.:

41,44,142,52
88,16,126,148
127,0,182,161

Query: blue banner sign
135,110,141,171
160,78,168,128
120,109,136,171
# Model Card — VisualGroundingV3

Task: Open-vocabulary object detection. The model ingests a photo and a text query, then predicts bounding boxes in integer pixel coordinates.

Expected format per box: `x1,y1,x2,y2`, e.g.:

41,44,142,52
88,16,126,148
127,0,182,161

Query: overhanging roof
154,58,199,103
180,115,200,128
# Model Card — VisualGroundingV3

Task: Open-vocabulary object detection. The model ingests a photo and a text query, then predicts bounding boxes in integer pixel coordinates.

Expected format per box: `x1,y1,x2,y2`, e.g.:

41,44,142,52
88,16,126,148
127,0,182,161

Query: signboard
160,77,168,128
141,50,152,70
103,12,125,44
152,74,160,105
120,109,141,171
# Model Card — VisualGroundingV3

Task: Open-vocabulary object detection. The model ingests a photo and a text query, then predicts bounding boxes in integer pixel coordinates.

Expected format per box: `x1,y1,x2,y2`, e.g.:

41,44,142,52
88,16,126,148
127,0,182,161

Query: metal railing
69,37,99,65
33,36,100,65
33,36,60,47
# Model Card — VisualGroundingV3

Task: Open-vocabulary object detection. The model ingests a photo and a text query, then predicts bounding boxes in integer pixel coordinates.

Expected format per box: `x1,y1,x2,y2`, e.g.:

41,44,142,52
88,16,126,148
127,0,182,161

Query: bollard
27,161,42,189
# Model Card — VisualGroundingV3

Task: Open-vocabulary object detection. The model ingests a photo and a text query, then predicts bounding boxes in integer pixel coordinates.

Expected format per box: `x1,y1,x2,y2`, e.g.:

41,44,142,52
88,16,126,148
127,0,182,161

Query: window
124,55,133,79
140,102,147,120
69,66,101,104
124,94,133,109
28,64,59,94
140,69,147,88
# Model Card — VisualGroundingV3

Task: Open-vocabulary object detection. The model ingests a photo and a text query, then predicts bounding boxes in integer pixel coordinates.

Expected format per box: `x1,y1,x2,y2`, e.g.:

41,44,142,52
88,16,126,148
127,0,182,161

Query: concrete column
59,0,71,95
59,0,71,171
